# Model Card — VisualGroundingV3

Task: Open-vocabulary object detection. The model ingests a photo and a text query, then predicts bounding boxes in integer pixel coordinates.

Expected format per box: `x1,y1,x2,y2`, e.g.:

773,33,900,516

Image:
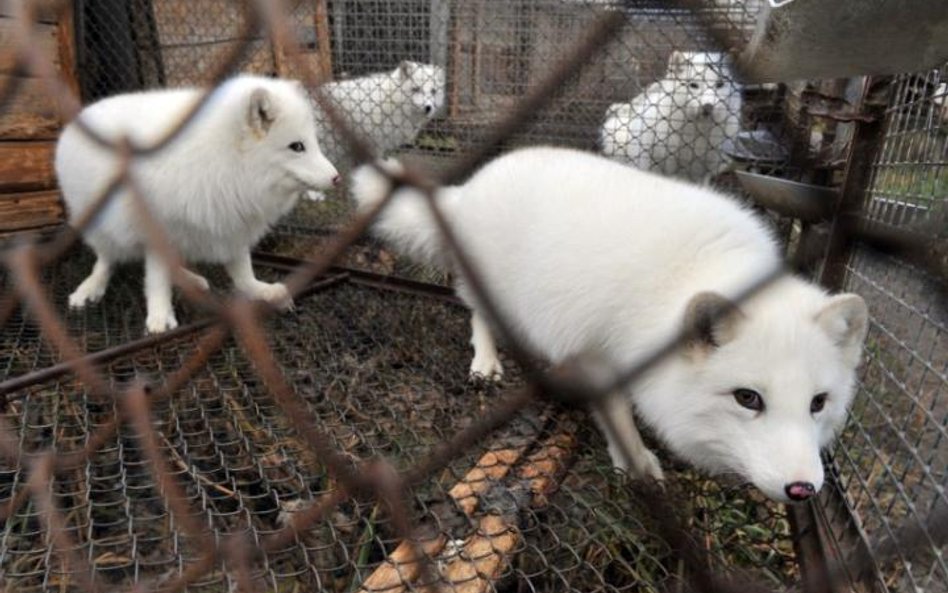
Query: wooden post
429,0,449,68
271,21,289,77
314,0,333,81
819,77,893,289
448,2,461,118
54,0,81,105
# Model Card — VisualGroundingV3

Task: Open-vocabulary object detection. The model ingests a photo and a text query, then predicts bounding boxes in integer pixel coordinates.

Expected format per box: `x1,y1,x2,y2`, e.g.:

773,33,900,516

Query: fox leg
68,254,113,308
225,250,293,310
468,310,503,381
591,393,664,482
143,251,178,333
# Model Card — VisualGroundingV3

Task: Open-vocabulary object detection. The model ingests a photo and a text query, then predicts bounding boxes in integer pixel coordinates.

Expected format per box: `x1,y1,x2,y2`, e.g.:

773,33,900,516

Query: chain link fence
0,1,945,592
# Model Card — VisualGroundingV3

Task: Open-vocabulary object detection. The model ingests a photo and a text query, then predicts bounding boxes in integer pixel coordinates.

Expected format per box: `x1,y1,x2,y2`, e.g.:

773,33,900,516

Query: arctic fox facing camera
316,61,445,169
351,147,868,503
56,75,339,333
601,51,742,183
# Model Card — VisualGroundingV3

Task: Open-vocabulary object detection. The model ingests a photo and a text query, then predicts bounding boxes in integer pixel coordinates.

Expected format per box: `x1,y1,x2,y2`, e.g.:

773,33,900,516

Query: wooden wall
149,0,332,87
0,4,75,235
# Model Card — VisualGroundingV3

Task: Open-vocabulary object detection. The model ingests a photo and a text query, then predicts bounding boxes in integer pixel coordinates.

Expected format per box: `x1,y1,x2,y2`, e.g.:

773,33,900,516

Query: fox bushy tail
349,160,458,268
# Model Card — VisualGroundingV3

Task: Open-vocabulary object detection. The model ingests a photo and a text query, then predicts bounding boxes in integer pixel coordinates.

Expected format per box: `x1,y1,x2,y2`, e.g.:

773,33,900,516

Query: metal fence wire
0,1,945,593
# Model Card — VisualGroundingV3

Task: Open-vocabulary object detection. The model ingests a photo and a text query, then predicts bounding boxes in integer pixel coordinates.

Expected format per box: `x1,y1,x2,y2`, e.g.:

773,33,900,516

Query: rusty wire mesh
0,1,945,592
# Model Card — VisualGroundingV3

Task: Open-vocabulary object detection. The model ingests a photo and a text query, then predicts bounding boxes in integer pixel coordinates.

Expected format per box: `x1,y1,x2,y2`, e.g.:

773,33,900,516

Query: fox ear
816,294,869,367
667,51,689,75
683,292,745,354
397,60,415,80
247,87,277,134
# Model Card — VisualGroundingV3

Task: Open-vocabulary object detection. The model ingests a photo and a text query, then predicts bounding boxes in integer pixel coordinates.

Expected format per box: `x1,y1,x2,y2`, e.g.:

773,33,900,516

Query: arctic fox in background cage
601,51,742,183
313,61,445,173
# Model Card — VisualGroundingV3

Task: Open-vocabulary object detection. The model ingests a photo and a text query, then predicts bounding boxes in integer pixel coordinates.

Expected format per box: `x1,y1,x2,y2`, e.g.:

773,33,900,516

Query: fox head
396,61,446,119
666,51,739,123
242,79,339,204
640,281,869,503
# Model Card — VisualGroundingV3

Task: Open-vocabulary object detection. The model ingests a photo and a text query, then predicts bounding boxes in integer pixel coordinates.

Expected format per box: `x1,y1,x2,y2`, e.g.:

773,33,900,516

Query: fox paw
468,355,504,382
630,448,665,483
68,284,107,309
247,282,294,311
145,310,179,334
183,271,210,292
609,442,665,483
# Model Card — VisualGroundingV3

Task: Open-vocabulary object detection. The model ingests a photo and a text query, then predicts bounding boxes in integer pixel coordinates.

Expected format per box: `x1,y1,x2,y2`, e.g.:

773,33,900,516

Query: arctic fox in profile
601,51,742,183
315,61,445,169
351,147,868,503
56,75,339,333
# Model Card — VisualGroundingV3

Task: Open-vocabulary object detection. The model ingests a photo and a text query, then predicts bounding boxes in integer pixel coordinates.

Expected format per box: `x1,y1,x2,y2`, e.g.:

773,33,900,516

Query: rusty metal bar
252,251,461,304
789,502,836,593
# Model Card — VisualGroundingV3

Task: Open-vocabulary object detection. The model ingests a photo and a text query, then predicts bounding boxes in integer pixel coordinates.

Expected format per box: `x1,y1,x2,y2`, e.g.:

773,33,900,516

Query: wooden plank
161,39,275,87
439,514,518,593
0,75,60,139
0,17,60,75
151,0,245,46
357,417,577,593
0,4,59,24
0,141,56,191
356,446,527,593
0,189,63,231
438,431,576,593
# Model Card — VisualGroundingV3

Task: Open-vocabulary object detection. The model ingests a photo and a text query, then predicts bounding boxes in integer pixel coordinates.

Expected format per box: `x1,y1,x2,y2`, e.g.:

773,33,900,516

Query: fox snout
701,103,714,117
307,153,340,190
785,481,817,501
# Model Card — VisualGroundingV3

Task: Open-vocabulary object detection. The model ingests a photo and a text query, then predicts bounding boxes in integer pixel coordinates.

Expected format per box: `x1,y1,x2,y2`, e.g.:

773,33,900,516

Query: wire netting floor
0,249,798,592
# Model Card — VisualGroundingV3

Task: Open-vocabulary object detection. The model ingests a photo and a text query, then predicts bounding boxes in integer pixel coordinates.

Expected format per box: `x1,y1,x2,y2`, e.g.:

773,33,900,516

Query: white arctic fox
56,75,339,333
351,147,869,503
315,61,445,169
601,51,742,183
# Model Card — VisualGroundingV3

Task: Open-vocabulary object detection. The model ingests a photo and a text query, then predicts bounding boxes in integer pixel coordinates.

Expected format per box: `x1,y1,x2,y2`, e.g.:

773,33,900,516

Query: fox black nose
701,104,714,116
785,481,816,502
424,104,433,115
332,175,341,186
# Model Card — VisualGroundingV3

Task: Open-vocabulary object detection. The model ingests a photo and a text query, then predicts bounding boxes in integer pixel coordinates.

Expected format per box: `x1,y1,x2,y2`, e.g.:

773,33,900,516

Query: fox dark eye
288,141,305,153
715,81,725,89
811,393,828,414
732,388,764,412
689,82,700,90
411,86,421,93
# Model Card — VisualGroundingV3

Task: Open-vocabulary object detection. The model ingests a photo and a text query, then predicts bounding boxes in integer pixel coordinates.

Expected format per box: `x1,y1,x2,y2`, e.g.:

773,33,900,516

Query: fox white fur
351,147,869,503
315,61,445,170
601,51,742,183
56,75,339,333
